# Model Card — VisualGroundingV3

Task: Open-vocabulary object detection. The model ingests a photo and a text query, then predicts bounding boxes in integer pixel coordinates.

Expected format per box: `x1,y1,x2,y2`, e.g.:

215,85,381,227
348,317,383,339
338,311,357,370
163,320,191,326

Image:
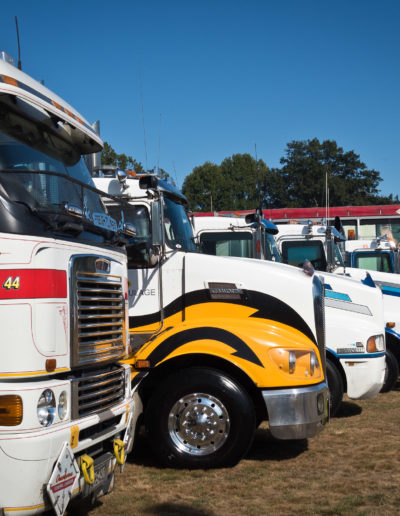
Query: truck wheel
380,349,399,393
145,367,256,469
326,360,344,417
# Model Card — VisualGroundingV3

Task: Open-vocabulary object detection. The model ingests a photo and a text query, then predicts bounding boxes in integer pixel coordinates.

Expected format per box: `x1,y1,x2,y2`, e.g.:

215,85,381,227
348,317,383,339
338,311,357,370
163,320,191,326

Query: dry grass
68,381,400,516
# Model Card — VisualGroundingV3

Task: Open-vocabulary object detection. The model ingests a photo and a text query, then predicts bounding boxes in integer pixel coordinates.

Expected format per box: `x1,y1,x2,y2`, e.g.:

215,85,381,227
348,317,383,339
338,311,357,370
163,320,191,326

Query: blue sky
2,1,399,197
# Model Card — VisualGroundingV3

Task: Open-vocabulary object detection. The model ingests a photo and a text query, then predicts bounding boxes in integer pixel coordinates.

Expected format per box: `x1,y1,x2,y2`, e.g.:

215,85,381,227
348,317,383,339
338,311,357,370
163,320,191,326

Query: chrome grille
313,275,326,375
71,366,125,419
70,255,126,367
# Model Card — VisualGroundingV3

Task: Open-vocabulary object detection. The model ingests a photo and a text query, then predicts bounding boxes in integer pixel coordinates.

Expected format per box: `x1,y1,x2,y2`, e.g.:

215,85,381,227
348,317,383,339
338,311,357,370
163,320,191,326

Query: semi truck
193,213,386,415
92,167,329,469
345,236,400,274
273,221,398,392
0,53,137,515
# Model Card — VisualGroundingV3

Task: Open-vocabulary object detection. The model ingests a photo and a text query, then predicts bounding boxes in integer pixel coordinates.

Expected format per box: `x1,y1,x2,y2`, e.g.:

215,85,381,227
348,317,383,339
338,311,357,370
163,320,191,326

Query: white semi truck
0,53,137,515
273,221,397,392
193,214,386,415
93,168,329,469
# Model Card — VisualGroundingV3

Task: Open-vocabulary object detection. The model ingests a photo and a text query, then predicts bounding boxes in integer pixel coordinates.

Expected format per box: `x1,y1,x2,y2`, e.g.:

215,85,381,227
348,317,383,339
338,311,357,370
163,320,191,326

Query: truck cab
345,237,400,274
93,168,329,469
275,221,398,392
0,53,137,515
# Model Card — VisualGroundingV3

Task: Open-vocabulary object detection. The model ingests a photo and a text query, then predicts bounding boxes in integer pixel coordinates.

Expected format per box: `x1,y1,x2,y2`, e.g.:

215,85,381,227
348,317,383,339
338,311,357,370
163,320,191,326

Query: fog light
37,389,56,427
317,393,325,415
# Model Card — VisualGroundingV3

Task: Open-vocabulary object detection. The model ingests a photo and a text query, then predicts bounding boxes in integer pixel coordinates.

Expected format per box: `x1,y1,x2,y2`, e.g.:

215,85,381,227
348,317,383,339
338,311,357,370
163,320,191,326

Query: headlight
37,389,56,427
58,391,68,420
269,348,322,379
367,334,385,353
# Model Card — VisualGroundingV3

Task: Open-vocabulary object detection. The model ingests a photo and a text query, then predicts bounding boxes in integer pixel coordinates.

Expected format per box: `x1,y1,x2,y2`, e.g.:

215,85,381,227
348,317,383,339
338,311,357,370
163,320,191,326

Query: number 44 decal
2,276,20,290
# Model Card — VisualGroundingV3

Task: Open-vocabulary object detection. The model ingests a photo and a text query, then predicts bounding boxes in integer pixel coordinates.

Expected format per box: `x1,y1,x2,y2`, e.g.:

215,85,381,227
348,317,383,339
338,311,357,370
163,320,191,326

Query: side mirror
245,214,256,224
123,222,136,237
151,201,163,247
116,169,129,190
139,175,159,190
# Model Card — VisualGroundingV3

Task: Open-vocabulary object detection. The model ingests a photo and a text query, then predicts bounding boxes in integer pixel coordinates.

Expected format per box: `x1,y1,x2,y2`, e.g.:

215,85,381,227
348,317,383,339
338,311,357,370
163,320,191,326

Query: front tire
145,367,256,468
380,349,399,393
326,360,344,417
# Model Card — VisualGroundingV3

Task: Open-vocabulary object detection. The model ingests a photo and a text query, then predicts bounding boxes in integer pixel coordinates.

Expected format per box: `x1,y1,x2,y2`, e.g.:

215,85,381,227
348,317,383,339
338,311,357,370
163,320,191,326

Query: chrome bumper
262,382,329,440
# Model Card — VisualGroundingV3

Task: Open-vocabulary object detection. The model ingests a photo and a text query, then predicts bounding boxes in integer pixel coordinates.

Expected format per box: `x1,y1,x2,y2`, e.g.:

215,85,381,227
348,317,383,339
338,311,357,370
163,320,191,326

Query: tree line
102,138,398,211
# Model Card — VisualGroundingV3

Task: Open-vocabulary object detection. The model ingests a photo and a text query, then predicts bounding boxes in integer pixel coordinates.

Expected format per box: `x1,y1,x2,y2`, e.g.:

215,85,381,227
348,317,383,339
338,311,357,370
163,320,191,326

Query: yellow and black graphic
146,326,263,367
2,276,20,290
129,288,316,345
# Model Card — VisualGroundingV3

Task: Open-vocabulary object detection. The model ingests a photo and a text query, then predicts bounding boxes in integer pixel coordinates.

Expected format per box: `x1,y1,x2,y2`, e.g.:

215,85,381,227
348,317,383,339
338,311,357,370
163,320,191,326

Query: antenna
15,16,22,70
157,113,162,169
137,57,148,171
172,161,178,188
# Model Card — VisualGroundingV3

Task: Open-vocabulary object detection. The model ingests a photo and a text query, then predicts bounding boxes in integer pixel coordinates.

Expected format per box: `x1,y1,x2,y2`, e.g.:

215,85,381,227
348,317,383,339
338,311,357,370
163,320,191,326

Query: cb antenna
15,16,22,70
137,57,148,171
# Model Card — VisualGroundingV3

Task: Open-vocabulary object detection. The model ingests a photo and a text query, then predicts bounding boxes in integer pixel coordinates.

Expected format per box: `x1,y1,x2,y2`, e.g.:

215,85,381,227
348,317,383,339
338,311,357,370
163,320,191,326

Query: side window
108,204,152,268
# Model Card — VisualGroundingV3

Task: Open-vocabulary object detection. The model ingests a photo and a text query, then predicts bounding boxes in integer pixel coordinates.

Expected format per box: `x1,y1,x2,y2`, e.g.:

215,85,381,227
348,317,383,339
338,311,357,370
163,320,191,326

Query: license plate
82,452,115,499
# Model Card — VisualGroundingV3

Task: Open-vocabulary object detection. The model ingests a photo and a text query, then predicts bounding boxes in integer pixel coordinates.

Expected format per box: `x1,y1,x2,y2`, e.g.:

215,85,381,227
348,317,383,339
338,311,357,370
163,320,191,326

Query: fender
125,315,324,389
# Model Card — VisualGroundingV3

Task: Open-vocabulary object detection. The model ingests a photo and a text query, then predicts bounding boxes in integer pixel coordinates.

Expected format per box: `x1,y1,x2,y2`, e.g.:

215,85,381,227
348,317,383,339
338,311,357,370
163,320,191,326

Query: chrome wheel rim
168,392,230,456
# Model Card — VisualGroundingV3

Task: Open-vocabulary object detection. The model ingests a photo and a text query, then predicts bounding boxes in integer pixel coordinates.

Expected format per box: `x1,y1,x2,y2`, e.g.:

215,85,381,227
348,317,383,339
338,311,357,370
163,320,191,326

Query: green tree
182,154,270,211
276,138,390,207
182,161,223,211
101,142,144,172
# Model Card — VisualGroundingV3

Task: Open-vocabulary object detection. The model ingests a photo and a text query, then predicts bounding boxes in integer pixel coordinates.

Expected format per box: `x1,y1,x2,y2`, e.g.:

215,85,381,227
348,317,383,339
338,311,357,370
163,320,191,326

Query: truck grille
70,255,126,367
71,366,126,419
313,275,326,375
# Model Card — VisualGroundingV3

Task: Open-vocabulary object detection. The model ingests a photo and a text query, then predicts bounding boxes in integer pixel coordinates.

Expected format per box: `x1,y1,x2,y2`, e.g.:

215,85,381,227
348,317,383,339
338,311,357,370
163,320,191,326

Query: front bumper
341,354,386,399
262,382,329,440
0,397,136,515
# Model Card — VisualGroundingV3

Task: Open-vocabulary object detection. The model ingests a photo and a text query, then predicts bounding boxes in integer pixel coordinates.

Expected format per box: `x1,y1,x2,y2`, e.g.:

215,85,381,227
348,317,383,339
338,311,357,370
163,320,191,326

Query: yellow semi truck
92,168,329,469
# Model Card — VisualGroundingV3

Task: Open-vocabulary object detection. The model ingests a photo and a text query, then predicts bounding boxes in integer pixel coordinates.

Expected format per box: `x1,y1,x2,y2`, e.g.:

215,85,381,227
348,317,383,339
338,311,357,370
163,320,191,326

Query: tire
145,367,256,469
326,360,344,417
380,349,399,393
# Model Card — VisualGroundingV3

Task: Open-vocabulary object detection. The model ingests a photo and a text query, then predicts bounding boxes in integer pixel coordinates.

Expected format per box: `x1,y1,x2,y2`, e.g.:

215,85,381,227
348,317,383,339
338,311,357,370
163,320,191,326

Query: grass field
68,381,400,516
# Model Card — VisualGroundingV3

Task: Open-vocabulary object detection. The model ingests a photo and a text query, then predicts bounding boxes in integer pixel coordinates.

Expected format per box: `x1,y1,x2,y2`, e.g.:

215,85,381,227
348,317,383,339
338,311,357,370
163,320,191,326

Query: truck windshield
163,197,197,252
281,240,327,271
355,252,393,273
200,231,253,257
0,131,117,237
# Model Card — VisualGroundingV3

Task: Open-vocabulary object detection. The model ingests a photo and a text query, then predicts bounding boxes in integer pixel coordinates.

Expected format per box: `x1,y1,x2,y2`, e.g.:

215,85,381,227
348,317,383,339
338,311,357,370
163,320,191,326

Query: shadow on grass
66,498,102,515
334,400,362,419
245,426,308,461
143,503,215,515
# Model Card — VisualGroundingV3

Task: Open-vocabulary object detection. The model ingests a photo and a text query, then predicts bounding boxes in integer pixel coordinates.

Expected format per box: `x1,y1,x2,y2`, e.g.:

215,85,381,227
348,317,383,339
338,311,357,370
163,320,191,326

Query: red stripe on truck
0,269,67,299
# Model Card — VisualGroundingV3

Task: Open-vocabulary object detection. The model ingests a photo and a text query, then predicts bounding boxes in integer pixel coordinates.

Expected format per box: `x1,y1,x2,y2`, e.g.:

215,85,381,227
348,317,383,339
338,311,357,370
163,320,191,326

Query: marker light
0,395,23,426
1,75,18,87
386,322,396,328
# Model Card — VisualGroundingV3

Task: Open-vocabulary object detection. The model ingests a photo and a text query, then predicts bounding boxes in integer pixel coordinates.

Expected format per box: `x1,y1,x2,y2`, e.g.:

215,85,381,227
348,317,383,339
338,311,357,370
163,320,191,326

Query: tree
101,142,144,172
182,161,223,211
276,138,391,207
182,154,270,211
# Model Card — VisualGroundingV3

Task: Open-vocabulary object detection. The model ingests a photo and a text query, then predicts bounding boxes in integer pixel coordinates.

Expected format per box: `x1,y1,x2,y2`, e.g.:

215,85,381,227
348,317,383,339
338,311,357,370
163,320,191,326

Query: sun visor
0,60,102,165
